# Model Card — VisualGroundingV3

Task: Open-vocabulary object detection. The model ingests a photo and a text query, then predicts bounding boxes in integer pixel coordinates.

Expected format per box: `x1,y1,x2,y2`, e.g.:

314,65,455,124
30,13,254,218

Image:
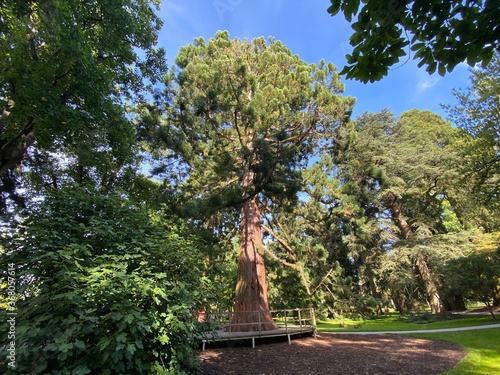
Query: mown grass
317,314,500,375
409,328,500,375
317,313,497,332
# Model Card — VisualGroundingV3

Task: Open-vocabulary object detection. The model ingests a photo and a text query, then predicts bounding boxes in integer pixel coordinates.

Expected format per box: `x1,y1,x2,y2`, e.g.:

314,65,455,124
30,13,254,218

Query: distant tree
445,52,500,229
444,253,500,319
0,0,166,212
148,31,354,330
327,0,500,82
334,109,466,314
329,112,397,312
264,108,471,317
260,171,360,318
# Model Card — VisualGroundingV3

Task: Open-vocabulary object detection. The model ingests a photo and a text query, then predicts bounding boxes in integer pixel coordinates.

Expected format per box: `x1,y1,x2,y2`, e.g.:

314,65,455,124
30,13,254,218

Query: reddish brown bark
231,167,277,331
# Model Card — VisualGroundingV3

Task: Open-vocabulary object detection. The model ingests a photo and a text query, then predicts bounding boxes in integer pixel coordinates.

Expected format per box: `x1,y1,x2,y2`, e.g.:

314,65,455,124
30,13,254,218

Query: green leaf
126,343,137,355
74,340,86,350
72,365,91,375
438,63,446,76
344,0,361,22
327,0,342,16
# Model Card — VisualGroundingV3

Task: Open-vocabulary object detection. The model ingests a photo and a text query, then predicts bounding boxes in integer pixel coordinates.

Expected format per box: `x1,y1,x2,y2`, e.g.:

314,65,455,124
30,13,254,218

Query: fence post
284,309,288,333
298,308,302,332
310,308,316,328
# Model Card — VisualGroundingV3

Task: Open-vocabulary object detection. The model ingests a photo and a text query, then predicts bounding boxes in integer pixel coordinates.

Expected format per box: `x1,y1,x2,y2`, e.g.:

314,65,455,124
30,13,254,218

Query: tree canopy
327,0,500,82
0,0,166,212
143,30,355,330
160,31,354,210
445,52,500,226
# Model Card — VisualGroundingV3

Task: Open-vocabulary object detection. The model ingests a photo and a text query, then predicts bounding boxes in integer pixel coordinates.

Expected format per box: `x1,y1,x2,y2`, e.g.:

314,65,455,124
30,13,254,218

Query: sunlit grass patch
317,314,497,332
410,328,500,375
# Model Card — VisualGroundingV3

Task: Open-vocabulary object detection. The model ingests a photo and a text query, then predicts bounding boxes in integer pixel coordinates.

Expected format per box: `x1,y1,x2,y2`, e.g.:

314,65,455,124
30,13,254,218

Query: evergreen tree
335,109,466,314
445,52,500,230
147,31,354,330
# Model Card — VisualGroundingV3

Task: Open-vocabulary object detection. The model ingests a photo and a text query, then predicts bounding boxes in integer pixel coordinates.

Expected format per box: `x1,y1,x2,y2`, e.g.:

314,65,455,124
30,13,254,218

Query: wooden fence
197,308,316,350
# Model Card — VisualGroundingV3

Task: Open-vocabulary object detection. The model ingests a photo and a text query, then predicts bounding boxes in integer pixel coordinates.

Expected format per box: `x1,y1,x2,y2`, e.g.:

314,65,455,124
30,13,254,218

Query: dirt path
199,332,468,375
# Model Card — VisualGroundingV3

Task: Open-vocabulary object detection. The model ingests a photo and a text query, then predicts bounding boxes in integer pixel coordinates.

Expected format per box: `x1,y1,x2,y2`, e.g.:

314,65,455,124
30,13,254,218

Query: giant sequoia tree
158,31,354,330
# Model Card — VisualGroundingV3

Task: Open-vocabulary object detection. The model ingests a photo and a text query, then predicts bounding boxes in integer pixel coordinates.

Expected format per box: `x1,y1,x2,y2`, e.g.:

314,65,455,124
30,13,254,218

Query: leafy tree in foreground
0,0,166,212
327,0,500,82
0,189,207,374
151,31,354,330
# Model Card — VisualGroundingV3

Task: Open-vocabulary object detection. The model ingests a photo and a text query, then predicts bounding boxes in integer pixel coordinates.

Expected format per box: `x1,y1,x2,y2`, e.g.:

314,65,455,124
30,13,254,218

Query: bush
1,188,208,374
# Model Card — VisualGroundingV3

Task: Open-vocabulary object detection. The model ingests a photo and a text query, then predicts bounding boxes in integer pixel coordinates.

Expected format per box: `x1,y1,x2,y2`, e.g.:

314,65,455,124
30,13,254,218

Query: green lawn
317,314,500,375
409,329,500,375
318,314,497,332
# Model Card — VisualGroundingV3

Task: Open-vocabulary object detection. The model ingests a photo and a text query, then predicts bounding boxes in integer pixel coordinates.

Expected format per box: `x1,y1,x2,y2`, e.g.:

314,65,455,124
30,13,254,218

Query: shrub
1,188,208,374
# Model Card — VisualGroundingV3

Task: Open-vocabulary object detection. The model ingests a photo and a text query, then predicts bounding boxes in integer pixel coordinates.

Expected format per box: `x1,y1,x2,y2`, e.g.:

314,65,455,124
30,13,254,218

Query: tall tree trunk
414,251,444,314
231,167,277,331
390,199,444,314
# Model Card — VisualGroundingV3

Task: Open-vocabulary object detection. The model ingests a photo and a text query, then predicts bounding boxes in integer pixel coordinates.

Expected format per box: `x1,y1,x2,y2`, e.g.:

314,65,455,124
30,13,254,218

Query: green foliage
444,252,500,317
263,107,475,317
136,31,355,317
0,188,207,374
327,0,500,82
145,31,354,216
445,52,500,228
329,108,477,314
0,0,166,210
264,188,384,319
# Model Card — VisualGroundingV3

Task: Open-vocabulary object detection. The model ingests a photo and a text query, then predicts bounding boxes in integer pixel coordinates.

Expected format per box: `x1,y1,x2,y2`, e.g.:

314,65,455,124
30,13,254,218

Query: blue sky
157,0,472,120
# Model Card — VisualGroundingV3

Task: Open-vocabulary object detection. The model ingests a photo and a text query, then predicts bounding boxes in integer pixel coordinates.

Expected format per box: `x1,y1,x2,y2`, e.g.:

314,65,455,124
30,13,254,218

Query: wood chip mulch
199,332,468,375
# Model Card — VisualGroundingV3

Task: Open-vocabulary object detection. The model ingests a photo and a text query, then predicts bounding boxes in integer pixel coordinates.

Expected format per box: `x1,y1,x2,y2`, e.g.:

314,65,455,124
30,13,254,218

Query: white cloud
416,74,440,94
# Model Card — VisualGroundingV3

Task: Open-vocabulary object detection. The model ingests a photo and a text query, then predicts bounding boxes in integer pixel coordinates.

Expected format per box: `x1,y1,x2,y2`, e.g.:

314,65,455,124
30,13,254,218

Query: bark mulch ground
199,332,468,375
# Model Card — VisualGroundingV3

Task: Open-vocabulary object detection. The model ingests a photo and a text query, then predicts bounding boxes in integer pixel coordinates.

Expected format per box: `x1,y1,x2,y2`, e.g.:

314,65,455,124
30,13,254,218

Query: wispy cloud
416,74,440,94
159,1,210,57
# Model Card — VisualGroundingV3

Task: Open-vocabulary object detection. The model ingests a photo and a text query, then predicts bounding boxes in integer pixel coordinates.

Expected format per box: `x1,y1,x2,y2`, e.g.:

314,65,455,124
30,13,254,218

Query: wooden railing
197,307,316,336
